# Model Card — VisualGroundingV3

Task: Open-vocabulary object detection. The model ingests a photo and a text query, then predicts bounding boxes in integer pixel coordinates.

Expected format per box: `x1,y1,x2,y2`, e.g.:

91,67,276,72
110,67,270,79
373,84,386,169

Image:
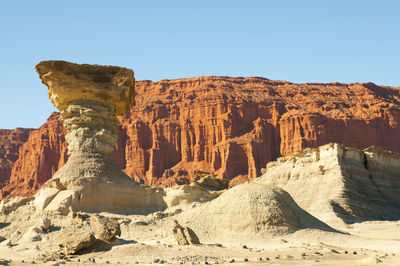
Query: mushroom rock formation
33,60,166,214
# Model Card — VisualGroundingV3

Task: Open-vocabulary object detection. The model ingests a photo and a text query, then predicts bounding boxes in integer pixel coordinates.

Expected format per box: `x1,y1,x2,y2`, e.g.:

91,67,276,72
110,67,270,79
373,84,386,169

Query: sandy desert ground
0,201,399,266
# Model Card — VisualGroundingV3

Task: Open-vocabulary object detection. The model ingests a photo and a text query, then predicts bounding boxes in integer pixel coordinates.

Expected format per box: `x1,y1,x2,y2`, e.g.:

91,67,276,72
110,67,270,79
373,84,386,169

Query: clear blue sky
0,0,399,129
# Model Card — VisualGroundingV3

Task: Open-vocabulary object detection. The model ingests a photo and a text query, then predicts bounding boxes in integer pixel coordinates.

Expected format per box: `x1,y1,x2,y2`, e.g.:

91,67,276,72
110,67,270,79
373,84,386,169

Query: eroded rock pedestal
34,60,165,214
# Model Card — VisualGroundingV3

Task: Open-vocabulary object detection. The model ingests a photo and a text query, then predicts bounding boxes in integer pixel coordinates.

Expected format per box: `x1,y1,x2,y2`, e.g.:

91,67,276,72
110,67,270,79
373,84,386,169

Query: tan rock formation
33,60,166,214
256,143,400,225
36,60,135,115
176,182,335,245
90,215,121,243
196,174,229,190
58,229,96,255
172,220,200,245
163,181,223,211
0,196,34,215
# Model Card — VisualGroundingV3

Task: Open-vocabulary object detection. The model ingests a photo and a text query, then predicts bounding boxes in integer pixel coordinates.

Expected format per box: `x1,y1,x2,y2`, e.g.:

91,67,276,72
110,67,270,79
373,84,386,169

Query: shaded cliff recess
1,76,400,198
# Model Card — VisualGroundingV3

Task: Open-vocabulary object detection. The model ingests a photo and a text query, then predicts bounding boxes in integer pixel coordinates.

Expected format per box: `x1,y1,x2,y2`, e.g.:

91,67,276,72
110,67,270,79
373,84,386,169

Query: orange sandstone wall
0,128,33,189
1,113,67,198
1,77,400,198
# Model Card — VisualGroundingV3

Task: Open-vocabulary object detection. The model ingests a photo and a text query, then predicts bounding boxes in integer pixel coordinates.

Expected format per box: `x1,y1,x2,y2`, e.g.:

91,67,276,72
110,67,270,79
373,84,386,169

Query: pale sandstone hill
176,182,337,245
2,77,400,198
256,143,400,225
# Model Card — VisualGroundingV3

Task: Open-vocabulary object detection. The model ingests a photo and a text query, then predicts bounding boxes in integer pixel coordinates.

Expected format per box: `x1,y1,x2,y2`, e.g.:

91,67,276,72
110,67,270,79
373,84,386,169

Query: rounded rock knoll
176,182,337,245
34,60,166,214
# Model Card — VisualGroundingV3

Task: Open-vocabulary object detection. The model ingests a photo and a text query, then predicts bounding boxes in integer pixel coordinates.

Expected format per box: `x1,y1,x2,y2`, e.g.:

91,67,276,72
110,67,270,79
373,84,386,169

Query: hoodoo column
36,60,135,181
35,60,165,214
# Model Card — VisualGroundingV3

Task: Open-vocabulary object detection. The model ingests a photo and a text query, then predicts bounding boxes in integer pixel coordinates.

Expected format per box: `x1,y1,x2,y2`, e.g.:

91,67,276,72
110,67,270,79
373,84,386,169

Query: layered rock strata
1,113,67,198
1,77,400,198
33,60,165,214
256,143,400,225
0,128,33,189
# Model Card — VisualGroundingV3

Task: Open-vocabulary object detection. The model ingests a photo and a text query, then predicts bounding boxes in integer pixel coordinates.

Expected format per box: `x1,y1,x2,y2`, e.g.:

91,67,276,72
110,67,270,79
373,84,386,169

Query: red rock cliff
0,128,33,189
1,77,400,198
0,113,67,198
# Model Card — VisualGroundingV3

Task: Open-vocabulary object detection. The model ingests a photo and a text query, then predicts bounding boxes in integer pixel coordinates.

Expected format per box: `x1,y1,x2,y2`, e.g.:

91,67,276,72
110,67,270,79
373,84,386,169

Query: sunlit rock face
2,76,400,199
256,143,400,225
35,60,135,183
36,60,135,115
0,128,33,189
32,61,166,214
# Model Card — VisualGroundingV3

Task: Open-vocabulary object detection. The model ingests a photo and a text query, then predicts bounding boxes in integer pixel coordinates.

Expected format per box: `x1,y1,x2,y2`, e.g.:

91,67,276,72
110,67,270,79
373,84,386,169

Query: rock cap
36,60,135,115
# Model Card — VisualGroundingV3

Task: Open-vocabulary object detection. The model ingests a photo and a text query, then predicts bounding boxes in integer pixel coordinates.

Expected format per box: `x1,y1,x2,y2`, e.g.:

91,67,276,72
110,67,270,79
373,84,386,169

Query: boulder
34,187,60,211
196,174,229,190
172,220,200,245
58,229,96,255
90,215,121,243
43,190,73,215
0,196,34,214
34,179,64,211
163,182,222,210
20,226,43,242
40,218,51,231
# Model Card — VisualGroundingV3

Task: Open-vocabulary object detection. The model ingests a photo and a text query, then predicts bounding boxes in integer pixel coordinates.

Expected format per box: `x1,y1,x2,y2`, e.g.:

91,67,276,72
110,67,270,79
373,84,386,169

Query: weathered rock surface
40,218,51,231
196,174,229,190
35,60,135,115
90,215,121,243
1,113,67,199
163,182,222,210
0,128,33,189
20,225,43,242
58,229,96,255
256,143,400,225
31,60,167,214
176,182,336,245
172,220,200,245
0,196,34,214
2,77,400,198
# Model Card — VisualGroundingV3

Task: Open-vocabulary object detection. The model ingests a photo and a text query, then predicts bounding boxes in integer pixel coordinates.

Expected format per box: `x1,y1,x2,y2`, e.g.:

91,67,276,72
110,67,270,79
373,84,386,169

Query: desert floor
1,210,399,265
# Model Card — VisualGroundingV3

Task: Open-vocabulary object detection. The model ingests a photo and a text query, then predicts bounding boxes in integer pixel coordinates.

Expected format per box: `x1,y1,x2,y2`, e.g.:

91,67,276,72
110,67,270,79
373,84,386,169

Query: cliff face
1,77,400,198
0,113,67,198
0,128,33,188
256,143,400,225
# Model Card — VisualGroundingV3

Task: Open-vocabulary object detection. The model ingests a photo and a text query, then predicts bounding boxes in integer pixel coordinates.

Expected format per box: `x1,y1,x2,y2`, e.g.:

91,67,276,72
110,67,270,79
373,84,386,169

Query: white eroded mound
176,182,336,245
256,143,400,225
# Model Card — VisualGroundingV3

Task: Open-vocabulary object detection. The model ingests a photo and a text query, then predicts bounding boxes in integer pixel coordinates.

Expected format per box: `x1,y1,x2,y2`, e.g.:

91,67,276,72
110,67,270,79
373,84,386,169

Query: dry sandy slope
1,159,399,266
0,198,399,265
